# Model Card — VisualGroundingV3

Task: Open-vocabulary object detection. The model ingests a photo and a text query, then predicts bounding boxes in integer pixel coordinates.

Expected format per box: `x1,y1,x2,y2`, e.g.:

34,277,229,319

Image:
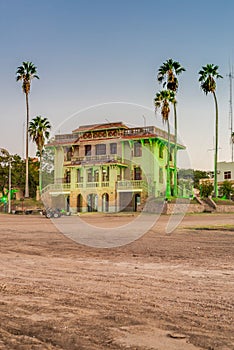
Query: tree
0,148,10,197
0,152,39,200
154,90,175,198
28,116,51,192
198,64,223,197
157,59,185,196
200,181,213,198
194,170,209,189
220,180,234,199
16,61,39,198
40,147,55,189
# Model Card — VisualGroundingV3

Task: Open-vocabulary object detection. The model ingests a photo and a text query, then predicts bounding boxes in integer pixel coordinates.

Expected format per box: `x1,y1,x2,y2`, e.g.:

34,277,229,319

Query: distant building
199,161,234,195
217,161,234,183
42,122,185,213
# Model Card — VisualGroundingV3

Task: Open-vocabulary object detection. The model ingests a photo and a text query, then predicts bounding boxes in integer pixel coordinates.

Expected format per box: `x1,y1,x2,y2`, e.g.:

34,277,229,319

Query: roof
46,122,185,150
72,122,129,133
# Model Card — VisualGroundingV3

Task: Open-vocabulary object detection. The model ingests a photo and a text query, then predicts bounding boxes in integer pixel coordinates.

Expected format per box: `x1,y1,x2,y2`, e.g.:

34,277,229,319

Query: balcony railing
41,183,71,195
53,134,78,142
75,182,84,188
71,154,123,165
42,180,148,194
117,180,148,192
86,182,99,188
122,126,175,142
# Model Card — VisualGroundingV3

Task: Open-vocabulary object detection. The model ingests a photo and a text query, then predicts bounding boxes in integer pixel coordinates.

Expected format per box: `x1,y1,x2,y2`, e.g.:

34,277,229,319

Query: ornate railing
42,180,150,194
41,183,71,195
117,180,148,192
71,154,123,165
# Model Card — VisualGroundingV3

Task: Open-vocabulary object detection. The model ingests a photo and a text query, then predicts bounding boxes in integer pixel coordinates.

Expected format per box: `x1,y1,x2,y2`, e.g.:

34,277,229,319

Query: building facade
42,122,185,213
217,161,234,183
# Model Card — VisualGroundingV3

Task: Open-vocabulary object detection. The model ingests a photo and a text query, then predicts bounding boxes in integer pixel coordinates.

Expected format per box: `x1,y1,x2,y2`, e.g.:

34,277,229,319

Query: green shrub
200,181,213,198
219,180,234,199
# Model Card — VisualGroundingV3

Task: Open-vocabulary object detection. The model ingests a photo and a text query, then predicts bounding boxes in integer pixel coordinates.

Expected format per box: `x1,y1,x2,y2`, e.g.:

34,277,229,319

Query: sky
0,0,234,170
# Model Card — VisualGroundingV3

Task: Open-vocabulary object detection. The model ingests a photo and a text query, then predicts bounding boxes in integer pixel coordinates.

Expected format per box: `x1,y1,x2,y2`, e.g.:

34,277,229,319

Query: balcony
41,180,148,195
122,126,176,143
41,183,71,195
71,154,125,165
117,180,148,192
75,181,110,188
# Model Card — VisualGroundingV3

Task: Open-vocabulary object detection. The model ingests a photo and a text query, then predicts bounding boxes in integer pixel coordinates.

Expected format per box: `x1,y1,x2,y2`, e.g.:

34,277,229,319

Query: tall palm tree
199,64,223,197
154,90,175,198
157,59,185,197
16,61,39,197
28,116,51,192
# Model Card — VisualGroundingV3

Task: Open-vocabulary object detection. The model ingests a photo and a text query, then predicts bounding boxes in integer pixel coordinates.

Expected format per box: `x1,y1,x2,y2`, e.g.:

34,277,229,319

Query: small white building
217,161,234,184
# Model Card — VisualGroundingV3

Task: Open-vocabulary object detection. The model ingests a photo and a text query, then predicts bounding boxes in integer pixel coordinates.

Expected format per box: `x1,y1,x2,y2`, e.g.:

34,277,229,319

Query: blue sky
0,0,234,169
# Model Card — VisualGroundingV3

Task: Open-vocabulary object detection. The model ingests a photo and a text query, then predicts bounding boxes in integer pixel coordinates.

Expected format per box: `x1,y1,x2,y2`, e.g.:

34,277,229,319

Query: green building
42,122,185,213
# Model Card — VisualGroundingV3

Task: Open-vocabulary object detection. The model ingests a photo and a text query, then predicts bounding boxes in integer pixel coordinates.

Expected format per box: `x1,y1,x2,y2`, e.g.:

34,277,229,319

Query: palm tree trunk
25,92,29,198
213,92,219,197
166,120,171,198
173,102,177,197
39,149,42,193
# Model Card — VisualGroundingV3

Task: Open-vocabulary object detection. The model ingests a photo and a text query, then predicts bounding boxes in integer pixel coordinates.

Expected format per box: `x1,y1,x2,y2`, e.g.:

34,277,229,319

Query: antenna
227,62,234,161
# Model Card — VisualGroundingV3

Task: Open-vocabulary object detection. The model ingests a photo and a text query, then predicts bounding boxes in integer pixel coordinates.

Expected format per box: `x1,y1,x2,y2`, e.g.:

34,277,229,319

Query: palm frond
198,63,222,94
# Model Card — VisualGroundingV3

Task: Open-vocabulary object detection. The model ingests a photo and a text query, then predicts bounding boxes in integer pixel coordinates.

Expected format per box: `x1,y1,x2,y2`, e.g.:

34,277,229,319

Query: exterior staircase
137,196,166,214
195,195,216,213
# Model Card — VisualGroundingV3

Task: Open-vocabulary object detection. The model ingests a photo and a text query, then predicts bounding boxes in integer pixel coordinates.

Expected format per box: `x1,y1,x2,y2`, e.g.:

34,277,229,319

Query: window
159,145,164,159
94,170,99,182
87,169,93,182
77,169,82,182
170,150,173,161
64,146,73,161
65,170,71,183
159,167,163,184
134,167,142,180
134,142,142,157
110,143,117,154
85,145,91,156
102,167,109,181
224,171,231,179
96,144,106,155
73,145,79,157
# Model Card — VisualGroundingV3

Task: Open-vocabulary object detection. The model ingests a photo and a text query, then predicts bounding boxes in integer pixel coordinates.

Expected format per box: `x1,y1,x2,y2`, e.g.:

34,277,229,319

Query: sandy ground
0,213,233,350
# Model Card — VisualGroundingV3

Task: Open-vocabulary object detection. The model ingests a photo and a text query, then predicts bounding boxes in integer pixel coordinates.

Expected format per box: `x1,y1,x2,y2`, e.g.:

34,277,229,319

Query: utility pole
227,66,234,161
8,158,11,214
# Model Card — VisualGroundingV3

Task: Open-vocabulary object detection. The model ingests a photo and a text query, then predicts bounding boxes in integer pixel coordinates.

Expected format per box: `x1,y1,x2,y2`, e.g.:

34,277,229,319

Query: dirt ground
0,212,233,350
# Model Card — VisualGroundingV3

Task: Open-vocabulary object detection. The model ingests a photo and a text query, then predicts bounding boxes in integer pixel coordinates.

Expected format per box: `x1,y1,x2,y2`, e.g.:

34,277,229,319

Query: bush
200,181,213,198
219,180,234,199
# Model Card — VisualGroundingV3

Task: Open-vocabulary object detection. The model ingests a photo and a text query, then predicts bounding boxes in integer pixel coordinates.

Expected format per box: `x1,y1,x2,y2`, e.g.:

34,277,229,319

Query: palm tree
16,61,39,197
199,64,223,197
29,116,51,192
157,59,185,197
154,90,176,198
